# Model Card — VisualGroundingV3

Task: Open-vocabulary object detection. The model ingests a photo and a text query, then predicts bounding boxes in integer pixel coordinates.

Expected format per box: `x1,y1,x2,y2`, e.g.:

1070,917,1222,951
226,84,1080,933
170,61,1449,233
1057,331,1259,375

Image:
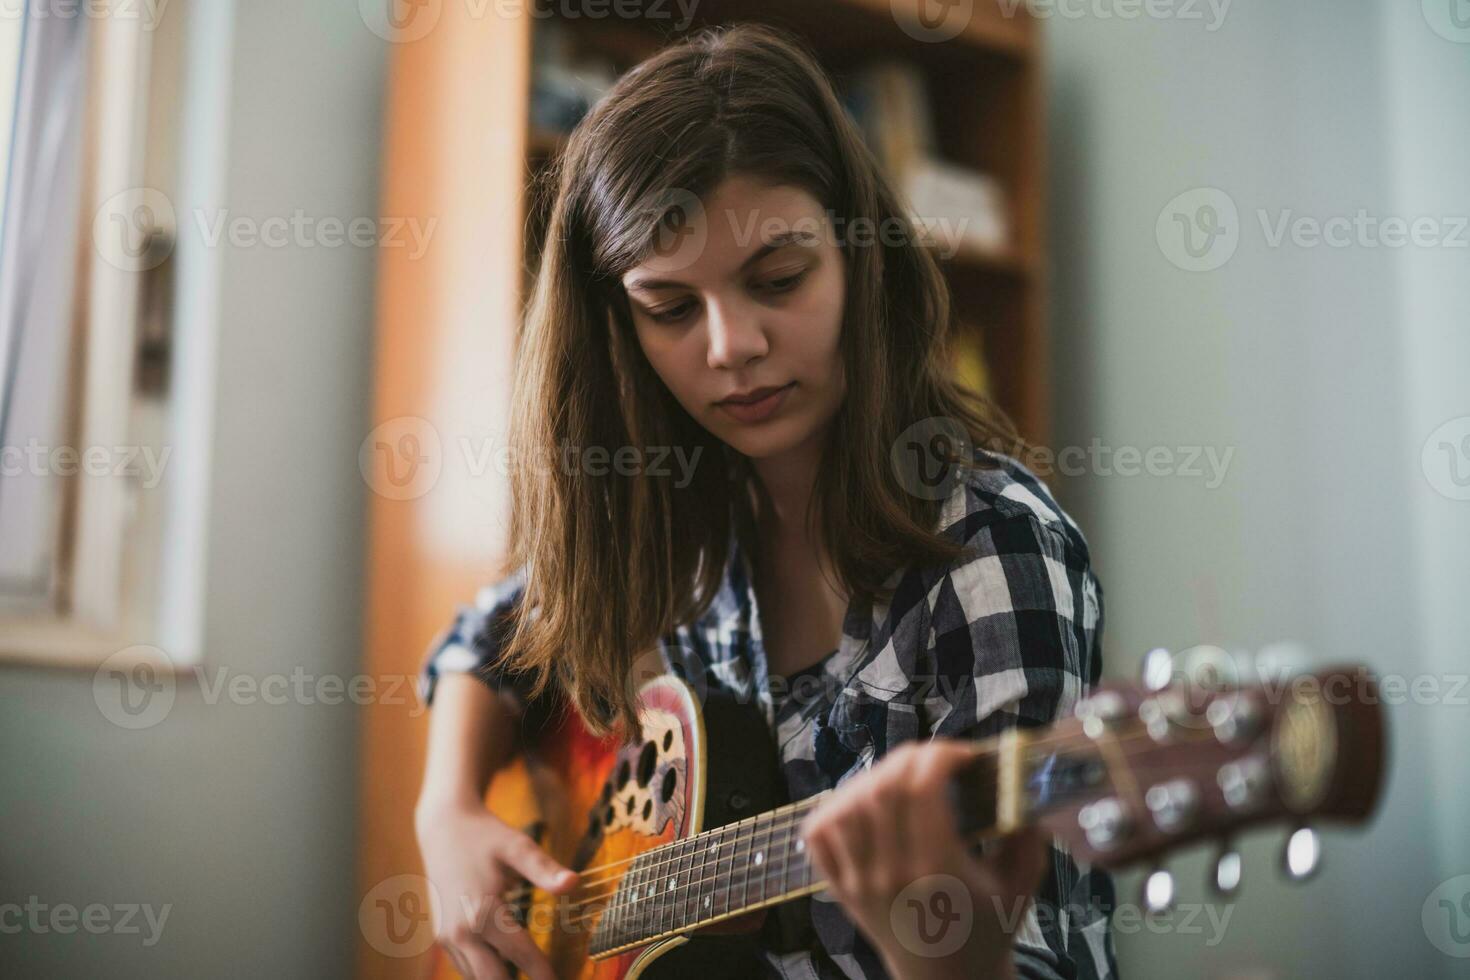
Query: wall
1046,1,1465,977
0,2,383,977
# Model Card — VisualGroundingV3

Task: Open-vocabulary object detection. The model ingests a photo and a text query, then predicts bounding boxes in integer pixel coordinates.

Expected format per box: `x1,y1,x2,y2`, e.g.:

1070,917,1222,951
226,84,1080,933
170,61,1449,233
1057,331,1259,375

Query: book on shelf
950,321,991,398
905,157,1010,256
840,60,1011,258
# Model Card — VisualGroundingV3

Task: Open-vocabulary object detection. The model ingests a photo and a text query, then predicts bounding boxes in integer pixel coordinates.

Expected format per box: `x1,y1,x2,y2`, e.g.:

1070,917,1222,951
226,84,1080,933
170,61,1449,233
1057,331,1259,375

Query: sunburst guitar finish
427,675,783,980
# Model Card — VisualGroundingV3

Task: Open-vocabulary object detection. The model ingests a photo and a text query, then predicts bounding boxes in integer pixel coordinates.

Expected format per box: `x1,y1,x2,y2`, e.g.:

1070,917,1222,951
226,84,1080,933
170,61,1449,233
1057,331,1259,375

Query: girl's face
620,176,847,462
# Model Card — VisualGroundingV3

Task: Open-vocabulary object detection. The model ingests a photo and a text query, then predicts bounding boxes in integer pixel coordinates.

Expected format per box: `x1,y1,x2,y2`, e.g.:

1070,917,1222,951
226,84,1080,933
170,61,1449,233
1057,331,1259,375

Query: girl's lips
717,382,795,424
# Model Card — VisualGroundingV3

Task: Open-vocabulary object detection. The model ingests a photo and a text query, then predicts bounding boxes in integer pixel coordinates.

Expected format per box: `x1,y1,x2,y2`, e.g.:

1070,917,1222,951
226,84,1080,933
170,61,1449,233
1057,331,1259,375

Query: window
0,0,200,668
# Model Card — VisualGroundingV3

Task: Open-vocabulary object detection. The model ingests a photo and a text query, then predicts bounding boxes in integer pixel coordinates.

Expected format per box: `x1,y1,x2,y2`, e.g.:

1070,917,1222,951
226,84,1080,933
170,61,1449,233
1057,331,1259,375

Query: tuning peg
1173,644,1240,691
1141,864,1175,915
1281,825,1322,881
1139,647,1174,691
1210,838,1242,897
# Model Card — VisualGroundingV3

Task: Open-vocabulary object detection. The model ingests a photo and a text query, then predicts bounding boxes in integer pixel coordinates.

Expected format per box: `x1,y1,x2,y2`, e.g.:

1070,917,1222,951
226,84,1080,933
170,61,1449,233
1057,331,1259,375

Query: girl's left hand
800,739,1050,980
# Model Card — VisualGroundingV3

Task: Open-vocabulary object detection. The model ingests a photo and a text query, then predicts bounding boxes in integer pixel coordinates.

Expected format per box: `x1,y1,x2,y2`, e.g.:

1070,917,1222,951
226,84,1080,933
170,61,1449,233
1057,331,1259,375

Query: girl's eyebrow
625,228,818,292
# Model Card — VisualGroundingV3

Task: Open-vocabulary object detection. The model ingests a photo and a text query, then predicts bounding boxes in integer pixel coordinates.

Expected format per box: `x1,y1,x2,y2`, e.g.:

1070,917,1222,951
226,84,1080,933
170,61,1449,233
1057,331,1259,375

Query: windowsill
0,615,195,673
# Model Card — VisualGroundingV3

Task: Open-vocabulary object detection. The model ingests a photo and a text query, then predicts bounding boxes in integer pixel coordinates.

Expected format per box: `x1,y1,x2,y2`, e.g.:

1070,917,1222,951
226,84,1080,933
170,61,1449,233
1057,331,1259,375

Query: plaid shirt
421,450,1119,980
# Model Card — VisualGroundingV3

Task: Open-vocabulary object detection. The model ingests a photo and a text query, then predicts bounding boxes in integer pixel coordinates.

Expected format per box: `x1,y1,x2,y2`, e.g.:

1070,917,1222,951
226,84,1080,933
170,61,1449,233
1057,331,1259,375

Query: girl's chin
715,420,814,461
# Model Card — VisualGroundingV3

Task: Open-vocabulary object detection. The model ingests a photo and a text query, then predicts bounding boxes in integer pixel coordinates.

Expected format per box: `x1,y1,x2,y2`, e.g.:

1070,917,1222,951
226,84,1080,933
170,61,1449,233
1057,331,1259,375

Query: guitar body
429,675,785,980
424,662,1389,980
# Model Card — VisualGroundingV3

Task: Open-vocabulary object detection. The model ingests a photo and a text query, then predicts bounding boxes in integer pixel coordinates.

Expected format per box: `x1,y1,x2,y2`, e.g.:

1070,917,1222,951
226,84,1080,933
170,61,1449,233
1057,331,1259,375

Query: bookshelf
356,5,1047,977
522,0,1050,443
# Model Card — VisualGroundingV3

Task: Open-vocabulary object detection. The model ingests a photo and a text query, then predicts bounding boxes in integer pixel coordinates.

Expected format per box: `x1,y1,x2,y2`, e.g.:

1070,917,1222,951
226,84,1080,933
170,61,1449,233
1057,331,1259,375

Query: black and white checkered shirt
421,450,1119,979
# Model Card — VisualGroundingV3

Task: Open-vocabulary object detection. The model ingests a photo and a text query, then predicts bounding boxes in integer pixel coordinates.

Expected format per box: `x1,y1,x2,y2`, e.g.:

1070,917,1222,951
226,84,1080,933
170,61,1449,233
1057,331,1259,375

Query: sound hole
642,799,652,821
617,759,631,789
660,767,677,803
637,741,657,786
662,730,673,752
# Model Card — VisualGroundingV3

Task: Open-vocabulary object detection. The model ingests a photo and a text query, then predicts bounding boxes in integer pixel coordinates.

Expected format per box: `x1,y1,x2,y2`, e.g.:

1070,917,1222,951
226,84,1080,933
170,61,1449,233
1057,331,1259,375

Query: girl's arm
414,573,577,980
415,672,518,815
415,679,578,980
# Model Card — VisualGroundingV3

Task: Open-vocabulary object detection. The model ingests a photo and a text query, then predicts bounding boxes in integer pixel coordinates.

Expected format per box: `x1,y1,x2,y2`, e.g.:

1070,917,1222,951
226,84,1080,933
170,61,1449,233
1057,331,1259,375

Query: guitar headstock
1013,655,1386,907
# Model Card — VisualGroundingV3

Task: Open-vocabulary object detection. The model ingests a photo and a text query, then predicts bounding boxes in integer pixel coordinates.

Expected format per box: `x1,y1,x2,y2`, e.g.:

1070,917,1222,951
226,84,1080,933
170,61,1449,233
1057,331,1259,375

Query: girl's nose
705,297,769,370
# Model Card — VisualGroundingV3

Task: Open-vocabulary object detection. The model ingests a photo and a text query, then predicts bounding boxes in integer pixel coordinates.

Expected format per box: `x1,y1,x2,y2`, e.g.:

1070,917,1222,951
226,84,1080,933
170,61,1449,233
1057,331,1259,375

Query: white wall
1383,0,1470,888
1046,1,1467,977
0,3,383,977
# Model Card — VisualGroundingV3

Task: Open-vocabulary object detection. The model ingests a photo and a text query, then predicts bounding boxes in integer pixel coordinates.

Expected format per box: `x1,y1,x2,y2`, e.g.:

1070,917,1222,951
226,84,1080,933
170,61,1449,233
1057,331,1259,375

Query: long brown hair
501,23,1027,737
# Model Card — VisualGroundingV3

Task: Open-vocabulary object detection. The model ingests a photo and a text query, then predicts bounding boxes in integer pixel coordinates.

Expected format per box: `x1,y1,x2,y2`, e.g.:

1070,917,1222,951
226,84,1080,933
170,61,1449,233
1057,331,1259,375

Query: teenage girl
415,23,1118,980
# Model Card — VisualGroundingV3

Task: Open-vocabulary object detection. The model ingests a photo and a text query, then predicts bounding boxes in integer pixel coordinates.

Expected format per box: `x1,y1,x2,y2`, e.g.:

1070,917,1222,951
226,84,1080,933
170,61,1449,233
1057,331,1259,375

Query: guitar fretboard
589,750,1005,956
588,796,822,956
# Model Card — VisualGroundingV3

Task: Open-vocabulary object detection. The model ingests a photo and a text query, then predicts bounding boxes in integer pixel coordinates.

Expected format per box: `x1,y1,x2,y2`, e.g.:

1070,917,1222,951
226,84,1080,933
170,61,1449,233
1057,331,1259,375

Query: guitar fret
625,853,646,945
697,827,714,920
675,837,694,932
656,844,673,938
752,816,764,910
674,842,688,936
714,828,732,922
603,867,619,947
775,807,793,897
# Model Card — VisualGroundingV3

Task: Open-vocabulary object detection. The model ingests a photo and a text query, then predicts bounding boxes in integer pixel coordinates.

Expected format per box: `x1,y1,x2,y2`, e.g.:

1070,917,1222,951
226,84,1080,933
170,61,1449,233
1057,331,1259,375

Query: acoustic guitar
427,657,1386,979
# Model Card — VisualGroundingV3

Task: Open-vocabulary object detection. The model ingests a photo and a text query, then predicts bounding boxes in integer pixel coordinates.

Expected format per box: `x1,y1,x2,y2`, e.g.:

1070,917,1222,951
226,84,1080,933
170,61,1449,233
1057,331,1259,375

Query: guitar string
576,804,813,939
500,719,1230,915
504,716,1232,907
558,738,1228,935
512,695,1237,897
560,730,1249,939
546,693,1229,896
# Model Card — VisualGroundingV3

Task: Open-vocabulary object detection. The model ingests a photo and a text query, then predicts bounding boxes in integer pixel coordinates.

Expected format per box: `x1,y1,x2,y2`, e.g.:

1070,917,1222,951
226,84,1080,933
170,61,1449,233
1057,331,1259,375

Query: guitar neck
591,739,1013,955
590,665,1387,961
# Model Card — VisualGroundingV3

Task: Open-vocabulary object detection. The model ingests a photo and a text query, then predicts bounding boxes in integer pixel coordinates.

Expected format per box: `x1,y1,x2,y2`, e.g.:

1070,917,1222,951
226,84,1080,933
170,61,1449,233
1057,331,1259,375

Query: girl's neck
747,434,846,600
750,437,821,546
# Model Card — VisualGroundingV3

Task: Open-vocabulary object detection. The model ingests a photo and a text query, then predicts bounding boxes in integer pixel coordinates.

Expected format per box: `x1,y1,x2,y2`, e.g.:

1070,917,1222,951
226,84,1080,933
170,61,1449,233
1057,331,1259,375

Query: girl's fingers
803,821,838,891
829,797,877,893
456,939,511,980
995,825,1050,896
487,923,557,980
502,835,579,895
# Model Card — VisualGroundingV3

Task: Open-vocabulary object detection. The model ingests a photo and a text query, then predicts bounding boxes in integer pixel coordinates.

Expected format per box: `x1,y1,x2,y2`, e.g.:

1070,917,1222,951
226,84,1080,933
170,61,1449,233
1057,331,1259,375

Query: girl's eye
762,269,809,293
649,301,695,324
644,269,808,324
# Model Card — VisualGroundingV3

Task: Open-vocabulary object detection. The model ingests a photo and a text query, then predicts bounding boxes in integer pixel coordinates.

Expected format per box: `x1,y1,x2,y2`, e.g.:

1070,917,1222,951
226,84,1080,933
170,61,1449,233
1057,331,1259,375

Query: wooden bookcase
356,4,1045,978
523,0,1049,443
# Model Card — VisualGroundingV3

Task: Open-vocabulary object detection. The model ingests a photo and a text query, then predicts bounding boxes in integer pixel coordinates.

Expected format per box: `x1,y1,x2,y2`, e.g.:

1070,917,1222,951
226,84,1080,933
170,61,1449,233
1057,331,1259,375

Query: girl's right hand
415,797,580,980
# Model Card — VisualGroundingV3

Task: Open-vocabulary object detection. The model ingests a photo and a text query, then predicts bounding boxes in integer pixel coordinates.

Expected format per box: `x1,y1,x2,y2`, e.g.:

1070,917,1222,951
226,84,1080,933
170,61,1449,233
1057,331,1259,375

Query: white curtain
0,4,88,608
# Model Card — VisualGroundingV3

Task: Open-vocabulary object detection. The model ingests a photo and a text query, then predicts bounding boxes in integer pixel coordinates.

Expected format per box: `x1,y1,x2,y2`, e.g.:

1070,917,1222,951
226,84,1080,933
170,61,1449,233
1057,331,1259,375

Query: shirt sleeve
921,511,1119,980
418,567,560,736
